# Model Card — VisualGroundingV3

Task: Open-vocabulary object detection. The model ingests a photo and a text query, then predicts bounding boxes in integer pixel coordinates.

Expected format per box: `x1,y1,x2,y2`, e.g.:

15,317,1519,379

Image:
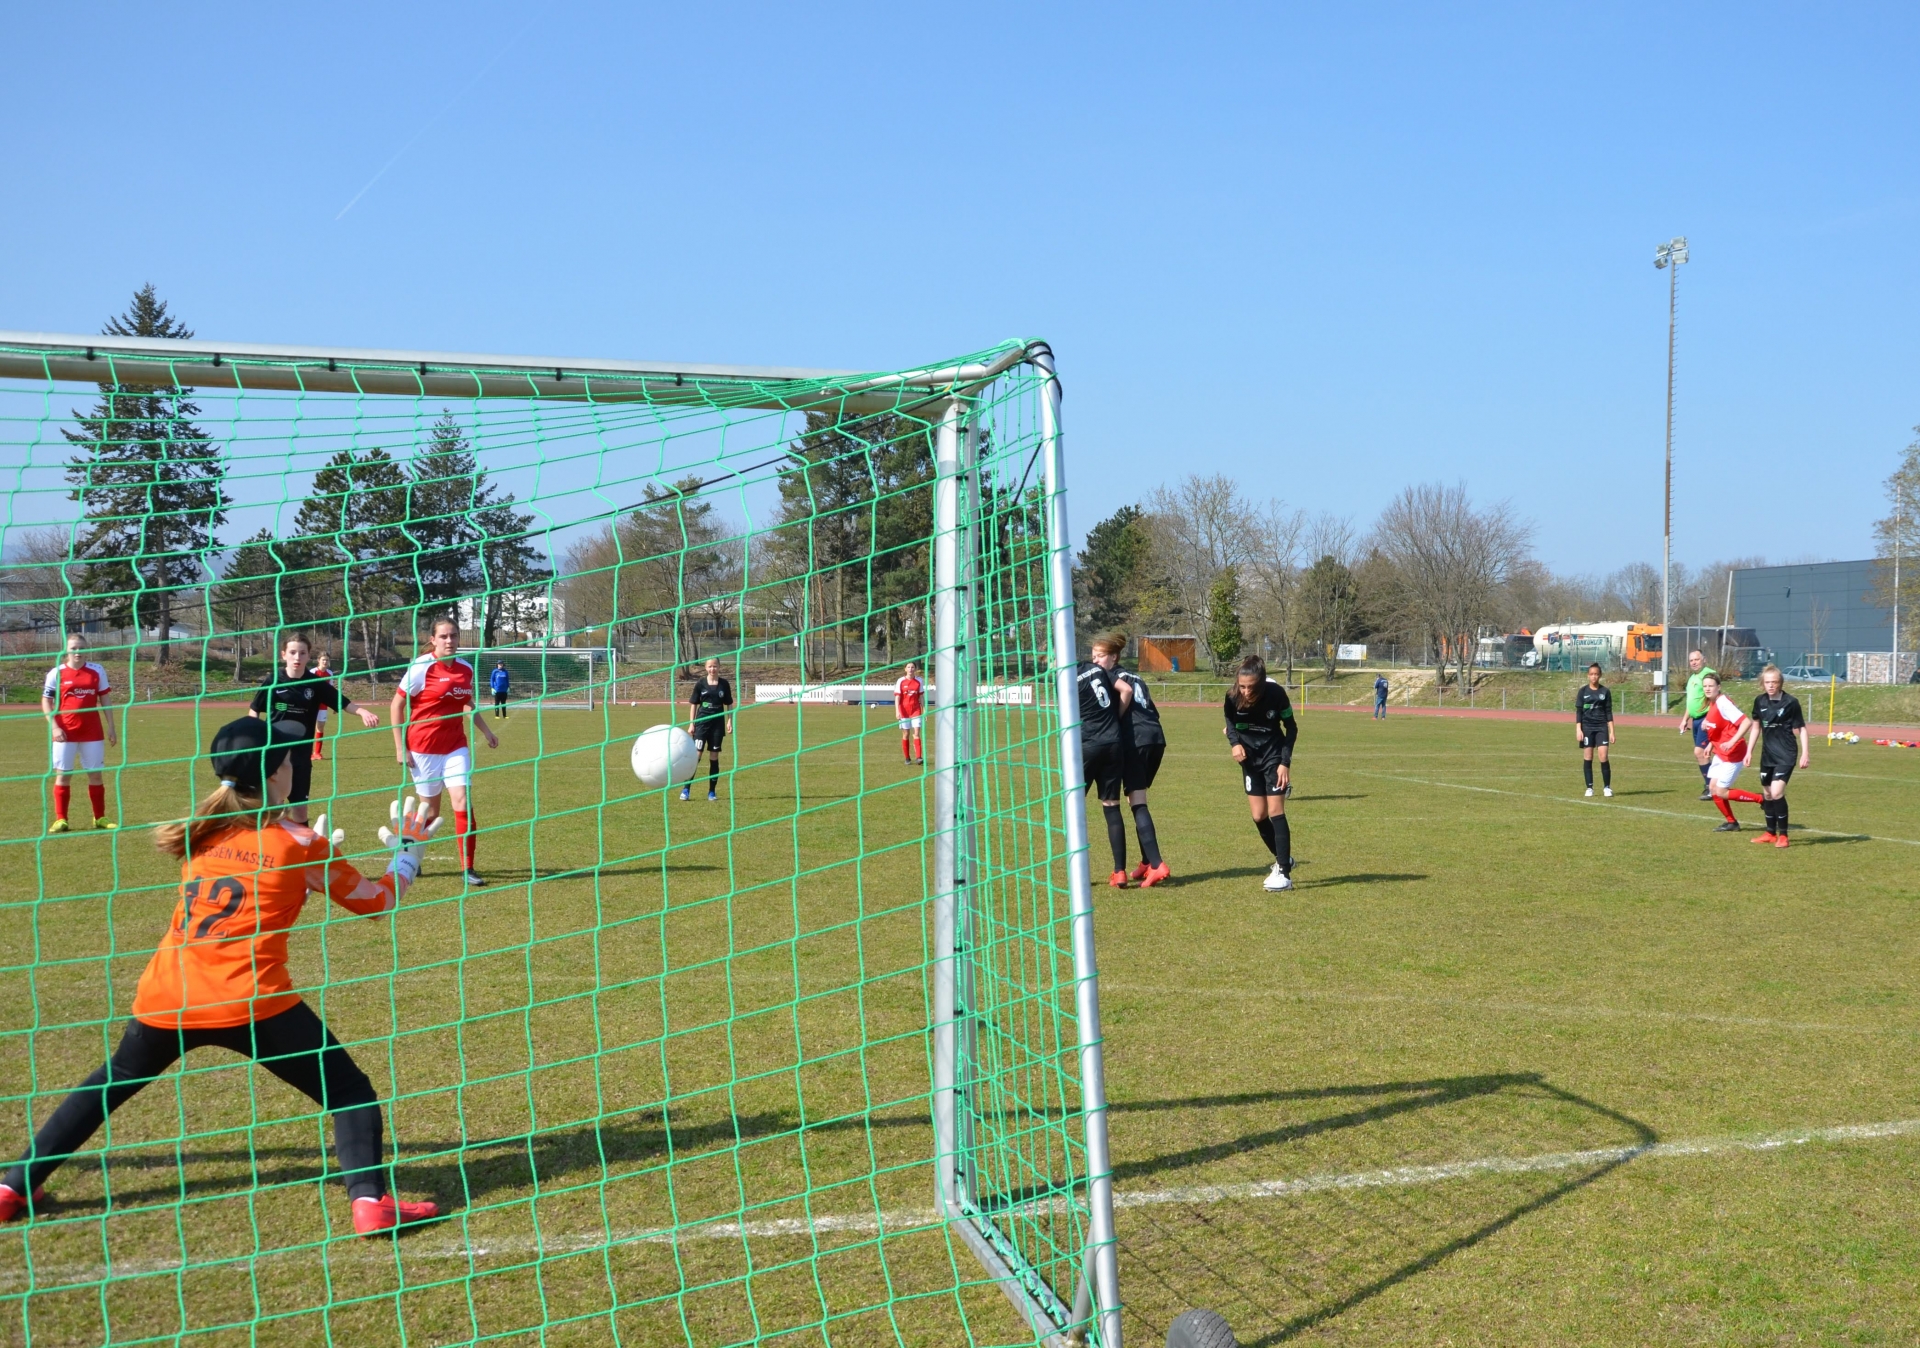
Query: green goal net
0,332,1119,1346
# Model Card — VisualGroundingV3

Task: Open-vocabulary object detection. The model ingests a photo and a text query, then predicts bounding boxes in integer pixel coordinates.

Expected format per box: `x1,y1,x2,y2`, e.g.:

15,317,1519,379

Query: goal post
0,330,1120,1347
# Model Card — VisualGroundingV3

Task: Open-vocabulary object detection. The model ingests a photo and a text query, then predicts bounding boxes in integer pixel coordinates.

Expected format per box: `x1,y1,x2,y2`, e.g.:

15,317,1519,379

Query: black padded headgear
208,717,305,793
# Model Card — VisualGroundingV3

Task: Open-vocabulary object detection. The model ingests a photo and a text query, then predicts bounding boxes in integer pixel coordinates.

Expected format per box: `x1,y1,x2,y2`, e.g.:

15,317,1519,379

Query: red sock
1726,788,1764,804
453,809,474,869
1713,796,1737,823
902,739,912,762
53,783,71,821
88,784,106,820
912,734,922,759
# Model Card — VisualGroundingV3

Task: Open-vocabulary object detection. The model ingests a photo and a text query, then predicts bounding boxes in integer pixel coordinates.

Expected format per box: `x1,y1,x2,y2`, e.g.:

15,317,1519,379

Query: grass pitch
4,699,1919,1345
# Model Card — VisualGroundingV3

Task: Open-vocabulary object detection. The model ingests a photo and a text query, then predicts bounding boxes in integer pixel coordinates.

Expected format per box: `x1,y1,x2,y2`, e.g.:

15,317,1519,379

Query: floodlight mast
1654,236,1688,713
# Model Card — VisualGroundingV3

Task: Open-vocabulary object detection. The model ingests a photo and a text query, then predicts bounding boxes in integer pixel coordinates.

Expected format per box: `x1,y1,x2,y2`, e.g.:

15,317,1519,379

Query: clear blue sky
4,3,1915,576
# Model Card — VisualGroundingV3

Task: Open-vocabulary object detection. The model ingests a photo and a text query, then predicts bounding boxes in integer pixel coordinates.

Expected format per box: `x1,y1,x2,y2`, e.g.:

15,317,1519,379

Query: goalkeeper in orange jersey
0,717,443,1236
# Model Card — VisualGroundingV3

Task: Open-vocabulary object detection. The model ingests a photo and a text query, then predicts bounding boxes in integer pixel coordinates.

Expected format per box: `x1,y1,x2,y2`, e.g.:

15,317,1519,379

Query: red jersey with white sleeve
894,675,925,718
1702,693,1749,763
399,655,476,755
44,662,110,741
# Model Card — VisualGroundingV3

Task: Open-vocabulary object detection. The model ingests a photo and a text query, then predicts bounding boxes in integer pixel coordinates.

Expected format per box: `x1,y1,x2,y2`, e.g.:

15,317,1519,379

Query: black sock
1131,804,1162,867
333,1102,386,1202
1102,805,1127,873
1255,816,1277,857
1601,760,1611,787
1273,814,1292,873
708,759,719,791
1778,798,1788,834
1583,760,1594,788
1699,762,1710,782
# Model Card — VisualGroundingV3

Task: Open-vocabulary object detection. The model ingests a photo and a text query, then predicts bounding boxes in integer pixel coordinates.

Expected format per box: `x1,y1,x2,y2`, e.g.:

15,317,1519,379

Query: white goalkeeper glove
378,796,442,886
309,814,347,848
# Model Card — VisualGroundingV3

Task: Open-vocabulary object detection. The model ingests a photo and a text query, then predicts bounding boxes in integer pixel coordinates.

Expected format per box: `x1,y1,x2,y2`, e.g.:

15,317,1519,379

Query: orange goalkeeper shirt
131,818,394,1029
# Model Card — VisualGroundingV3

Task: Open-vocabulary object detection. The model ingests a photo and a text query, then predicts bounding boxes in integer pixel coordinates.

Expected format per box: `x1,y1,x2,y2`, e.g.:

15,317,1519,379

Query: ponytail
153,781,280,860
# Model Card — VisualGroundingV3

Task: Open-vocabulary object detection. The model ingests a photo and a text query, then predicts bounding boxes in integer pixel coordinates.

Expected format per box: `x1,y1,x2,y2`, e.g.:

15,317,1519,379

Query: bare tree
1241,502,1307,675
1143,474,1258,668
1370,482,1532,686
0,525,86,641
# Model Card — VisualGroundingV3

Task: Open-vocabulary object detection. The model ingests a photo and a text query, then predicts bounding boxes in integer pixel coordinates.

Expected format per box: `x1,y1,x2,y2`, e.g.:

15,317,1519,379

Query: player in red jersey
1700,672,1766,831
894,661,926,764
41,633,118,833
389,618,497,886
310,649,335,761
0,716,442,1234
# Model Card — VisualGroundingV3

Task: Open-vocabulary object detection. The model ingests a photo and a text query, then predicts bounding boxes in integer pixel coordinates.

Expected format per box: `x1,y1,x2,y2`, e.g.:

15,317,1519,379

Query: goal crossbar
0,330,1046,416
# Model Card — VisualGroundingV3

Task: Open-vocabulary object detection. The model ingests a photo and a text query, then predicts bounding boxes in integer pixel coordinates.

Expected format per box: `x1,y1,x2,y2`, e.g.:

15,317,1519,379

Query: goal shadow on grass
1113,1073,1655,1347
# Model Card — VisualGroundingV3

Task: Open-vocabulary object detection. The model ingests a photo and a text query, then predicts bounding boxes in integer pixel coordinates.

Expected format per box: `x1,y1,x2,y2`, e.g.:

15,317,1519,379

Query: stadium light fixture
1654,236,1688,713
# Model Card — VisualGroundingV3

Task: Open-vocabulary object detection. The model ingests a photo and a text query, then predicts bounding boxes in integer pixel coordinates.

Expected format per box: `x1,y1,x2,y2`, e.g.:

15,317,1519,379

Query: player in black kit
1114,640,1169,888
1574,663,1616,798
1745,663,1809,848
248,634,381,823
1223,655,1298,892
1078,633,1134,888
683,658,734,802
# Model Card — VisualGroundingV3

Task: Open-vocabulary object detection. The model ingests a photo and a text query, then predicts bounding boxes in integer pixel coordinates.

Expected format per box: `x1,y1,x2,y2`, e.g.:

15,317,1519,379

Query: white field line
1606,751,1917,785
7,1118,1920,1284
1355,771,1920,847
1100,983,1917,1038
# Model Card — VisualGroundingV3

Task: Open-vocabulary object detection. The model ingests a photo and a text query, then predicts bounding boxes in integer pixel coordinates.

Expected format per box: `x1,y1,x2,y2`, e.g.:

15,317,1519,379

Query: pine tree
286,448,409,680
63,285,230,664
405,411,486,612
212,528,284,680
1207,567,1245,670
475,498,551,646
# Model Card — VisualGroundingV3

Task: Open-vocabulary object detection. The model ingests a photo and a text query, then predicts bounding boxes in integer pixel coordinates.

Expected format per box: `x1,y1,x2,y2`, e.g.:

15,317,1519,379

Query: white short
408,746,472,797
898,715,923,731
1707,757,1745,790
51,739,106,773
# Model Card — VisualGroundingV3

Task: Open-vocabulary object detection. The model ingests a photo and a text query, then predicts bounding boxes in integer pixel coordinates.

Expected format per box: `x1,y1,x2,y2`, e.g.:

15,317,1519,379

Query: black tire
1166,1308,1238,1348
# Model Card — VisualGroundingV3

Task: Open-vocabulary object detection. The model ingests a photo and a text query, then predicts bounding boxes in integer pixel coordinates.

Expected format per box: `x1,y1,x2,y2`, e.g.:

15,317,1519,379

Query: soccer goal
466,647,609,710
0,331,1119,1347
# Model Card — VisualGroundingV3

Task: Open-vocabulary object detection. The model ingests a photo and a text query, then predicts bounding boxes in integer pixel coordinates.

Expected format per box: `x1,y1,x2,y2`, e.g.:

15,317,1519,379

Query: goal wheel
1166,1308,1238,1348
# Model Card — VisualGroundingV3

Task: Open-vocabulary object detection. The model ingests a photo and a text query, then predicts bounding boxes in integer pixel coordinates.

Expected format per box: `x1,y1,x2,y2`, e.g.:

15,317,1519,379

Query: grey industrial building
1730,559,1898,669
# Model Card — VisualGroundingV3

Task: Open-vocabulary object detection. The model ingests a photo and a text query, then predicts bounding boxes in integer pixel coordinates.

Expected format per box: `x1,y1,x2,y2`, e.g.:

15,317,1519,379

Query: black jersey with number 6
1076,662,1124,748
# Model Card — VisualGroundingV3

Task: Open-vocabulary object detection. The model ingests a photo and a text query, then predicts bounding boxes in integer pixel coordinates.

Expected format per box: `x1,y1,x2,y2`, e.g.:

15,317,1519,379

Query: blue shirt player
489,662,511,719
1373,674,1390,719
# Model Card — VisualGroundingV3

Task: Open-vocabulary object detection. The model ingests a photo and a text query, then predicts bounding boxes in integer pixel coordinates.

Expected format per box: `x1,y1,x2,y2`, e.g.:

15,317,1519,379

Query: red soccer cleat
1128,862,1148,882
1774,833,1790,848
0,1184,47,1223
1139,862,1172,888
352,1194,440,1236
1108,871,1128,889
1750,833,1777,845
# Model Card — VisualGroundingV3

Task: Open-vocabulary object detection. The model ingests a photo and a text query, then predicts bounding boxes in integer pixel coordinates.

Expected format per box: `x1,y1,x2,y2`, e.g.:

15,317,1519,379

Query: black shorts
1760,763,1794,788
693,722,726,752
1124,741,1165,793
1239,754,1287,798
1579,726,1610,748
493,691,508,706
287,750,314,805
1083,741,1128,800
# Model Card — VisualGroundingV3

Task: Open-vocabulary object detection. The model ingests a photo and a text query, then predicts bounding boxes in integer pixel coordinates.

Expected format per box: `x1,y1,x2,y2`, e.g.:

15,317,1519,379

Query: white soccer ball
631,724,699,788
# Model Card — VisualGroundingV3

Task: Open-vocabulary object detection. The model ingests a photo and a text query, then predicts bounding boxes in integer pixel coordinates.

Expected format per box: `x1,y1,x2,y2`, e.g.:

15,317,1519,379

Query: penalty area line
1356,771,1920,847
10,1120,1920,1285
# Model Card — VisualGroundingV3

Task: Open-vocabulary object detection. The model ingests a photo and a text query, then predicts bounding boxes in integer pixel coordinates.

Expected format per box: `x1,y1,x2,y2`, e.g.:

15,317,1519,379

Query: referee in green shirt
1676,649,1716,800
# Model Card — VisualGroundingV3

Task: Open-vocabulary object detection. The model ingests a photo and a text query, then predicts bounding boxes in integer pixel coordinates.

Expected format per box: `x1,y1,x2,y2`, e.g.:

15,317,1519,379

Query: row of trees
22,286,548,676
1077,473,1771,683
558,410,940,671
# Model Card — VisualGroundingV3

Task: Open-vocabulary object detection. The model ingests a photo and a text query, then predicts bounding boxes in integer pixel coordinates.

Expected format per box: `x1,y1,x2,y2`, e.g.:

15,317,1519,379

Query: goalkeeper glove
379,796,442,886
